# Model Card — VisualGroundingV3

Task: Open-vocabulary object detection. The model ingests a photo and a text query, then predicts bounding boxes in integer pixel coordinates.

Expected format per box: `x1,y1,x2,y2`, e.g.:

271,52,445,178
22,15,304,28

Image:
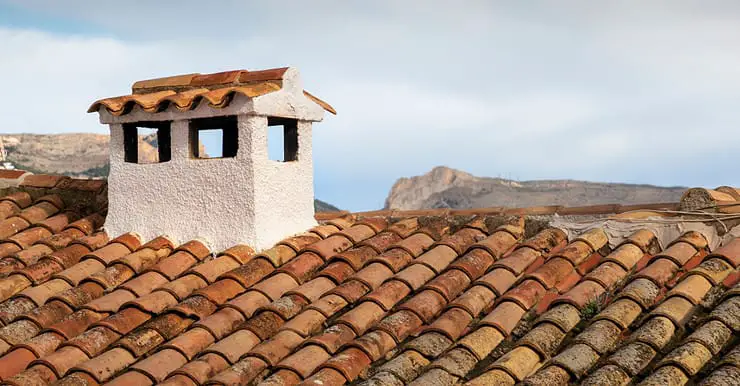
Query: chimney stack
89,67,335,251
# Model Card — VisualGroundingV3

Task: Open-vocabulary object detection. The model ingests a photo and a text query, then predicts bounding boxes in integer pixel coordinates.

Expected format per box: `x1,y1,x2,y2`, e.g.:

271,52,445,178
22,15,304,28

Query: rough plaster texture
99,68,323,252
551,215,722,252
721,224,740,245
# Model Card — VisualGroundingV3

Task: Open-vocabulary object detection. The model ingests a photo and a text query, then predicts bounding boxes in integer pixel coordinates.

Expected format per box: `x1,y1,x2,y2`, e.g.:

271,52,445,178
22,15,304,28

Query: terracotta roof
315,202,682,221
87,68,336,116
0,175,737,385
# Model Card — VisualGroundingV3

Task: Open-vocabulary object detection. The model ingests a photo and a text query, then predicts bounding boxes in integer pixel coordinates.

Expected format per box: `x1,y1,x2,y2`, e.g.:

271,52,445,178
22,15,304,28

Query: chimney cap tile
89,67,335,116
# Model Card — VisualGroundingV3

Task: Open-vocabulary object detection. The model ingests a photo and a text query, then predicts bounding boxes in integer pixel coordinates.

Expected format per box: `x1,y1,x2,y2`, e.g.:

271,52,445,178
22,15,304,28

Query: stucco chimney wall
93,67,331,251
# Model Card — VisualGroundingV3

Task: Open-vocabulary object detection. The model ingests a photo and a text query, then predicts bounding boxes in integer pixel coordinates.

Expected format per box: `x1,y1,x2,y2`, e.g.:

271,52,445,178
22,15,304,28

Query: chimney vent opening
267,117,298,162
122,122,171,164
189,116,238,159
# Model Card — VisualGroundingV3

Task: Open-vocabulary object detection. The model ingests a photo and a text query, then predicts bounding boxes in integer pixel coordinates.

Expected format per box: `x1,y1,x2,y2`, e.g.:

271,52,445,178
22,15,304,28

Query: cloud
0,1,739,210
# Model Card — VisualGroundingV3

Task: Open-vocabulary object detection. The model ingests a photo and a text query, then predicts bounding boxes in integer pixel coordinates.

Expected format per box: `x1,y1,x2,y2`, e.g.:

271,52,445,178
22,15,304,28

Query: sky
0,1,739,211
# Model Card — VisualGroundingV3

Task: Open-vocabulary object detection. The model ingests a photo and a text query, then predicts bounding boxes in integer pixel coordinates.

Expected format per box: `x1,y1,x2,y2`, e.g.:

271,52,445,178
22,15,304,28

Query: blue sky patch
0,2,105,35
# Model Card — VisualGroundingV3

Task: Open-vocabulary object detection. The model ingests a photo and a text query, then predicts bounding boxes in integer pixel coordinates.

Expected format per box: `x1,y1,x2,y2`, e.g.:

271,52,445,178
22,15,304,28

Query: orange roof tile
88,67,336,116
0,174,737,384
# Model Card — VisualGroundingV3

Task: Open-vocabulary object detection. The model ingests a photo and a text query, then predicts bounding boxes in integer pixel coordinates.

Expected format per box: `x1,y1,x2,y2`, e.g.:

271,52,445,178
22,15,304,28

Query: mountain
2,133,111,176
314,199,340,212
0,133,341,212
385,166,687,210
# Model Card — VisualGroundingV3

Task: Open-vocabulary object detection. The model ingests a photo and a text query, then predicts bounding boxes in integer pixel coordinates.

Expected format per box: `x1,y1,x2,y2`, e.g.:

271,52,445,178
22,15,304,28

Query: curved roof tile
88,67,335,116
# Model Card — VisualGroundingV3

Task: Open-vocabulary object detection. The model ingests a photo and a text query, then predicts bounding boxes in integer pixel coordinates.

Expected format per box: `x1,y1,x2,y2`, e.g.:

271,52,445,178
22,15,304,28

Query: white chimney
89,67,335,251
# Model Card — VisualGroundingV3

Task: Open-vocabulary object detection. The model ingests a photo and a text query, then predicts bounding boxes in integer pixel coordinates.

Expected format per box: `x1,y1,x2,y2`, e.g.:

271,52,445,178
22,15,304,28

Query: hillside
385,166,687,210
2,133,111,176
314,199,340,212
0,133,341,212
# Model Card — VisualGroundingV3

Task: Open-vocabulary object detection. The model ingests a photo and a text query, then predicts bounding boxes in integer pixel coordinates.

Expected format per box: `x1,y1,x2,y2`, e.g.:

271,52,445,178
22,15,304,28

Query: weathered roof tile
1,184,738,386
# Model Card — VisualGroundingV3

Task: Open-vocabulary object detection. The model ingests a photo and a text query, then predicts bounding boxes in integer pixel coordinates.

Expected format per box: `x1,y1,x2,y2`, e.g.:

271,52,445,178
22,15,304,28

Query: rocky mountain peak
385,166,478,210
385,166,687,210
